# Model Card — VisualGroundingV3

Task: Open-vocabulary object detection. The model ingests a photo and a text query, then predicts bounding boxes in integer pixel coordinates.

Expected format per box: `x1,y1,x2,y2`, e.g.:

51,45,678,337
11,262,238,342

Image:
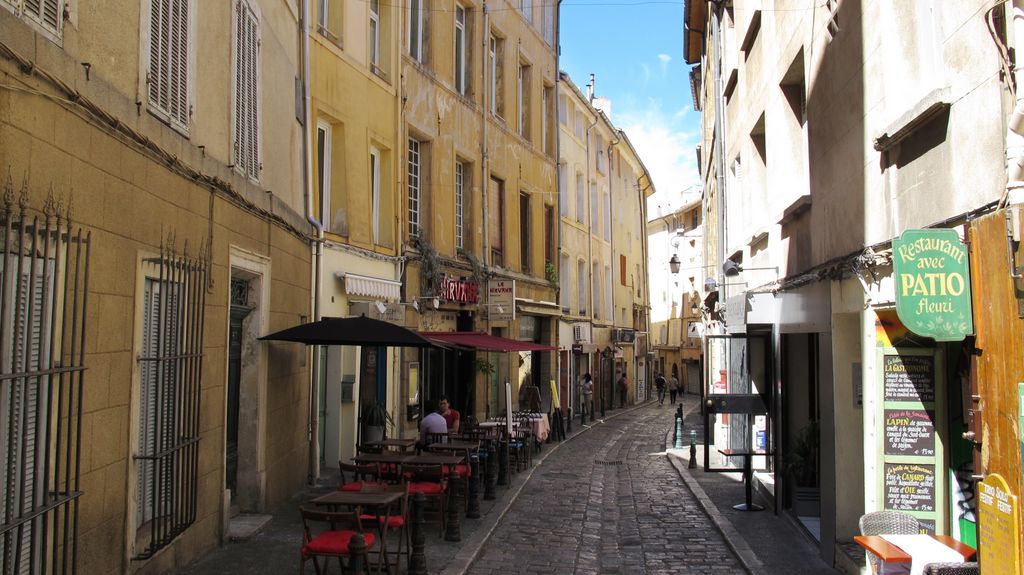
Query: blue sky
559,0,702,203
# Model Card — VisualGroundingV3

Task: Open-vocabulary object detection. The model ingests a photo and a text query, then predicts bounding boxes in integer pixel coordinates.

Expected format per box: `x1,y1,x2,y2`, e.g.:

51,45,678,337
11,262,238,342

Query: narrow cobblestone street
467,403,742,575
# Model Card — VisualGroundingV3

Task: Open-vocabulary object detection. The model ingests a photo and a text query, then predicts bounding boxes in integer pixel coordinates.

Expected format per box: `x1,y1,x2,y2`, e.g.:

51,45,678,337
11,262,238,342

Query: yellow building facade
0,1,313,573
397,0,559,427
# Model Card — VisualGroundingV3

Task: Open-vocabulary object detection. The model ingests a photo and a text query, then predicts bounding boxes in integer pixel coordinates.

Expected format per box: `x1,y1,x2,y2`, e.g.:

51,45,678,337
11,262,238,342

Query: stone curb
443,401,653,575
663,401,765,575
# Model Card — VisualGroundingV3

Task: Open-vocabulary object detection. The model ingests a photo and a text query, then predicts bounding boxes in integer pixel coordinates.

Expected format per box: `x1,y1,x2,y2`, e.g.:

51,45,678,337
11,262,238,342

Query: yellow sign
978,474,1021,575
549,379,560,409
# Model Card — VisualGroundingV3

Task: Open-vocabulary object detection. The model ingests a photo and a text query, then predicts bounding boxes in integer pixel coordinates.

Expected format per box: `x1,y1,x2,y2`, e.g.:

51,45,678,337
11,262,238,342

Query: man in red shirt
438,396,460,434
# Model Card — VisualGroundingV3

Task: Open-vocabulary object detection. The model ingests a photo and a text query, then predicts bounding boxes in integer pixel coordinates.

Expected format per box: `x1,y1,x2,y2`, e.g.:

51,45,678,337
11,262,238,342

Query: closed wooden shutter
23,0,61,34
234,0,260,180
147,0,190,131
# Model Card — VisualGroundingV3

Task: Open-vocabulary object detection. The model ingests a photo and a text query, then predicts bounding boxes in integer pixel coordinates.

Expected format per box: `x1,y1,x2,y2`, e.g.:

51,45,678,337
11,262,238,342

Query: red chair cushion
302,530,376,556
441,464,471,478
407,482,445,495
360,514,406,529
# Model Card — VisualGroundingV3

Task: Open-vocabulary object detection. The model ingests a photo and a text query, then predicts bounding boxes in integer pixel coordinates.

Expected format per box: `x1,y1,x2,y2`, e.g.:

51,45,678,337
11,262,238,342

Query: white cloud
617,99,701,201
639,63,651,86
657,53,672,63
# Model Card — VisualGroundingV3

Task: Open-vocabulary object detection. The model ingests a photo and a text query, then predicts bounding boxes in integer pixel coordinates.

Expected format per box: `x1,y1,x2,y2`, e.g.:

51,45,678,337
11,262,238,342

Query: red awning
419,331,556,352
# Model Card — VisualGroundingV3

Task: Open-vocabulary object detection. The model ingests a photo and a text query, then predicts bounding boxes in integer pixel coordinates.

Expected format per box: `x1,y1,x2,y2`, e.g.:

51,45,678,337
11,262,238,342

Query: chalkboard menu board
876,347,945,534
884,409,936,456
883,355,935,402
884,462,936,512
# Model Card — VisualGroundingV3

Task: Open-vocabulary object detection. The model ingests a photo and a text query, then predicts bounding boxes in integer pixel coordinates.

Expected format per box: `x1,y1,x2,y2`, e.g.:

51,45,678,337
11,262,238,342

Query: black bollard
444,470,462,541
467,453,481,518
349,533,367,575
484,443,497,500
689,440,698,469
497,441,509,486
408,492,427,575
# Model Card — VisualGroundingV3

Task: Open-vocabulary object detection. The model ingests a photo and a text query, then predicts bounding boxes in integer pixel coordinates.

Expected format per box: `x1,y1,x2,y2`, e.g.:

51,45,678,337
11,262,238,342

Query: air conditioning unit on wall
612,328,636,344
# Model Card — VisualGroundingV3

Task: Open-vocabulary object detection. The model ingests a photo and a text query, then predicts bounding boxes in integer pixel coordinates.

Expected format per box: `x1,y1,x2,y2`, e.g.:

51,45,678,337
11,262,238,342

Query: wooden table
426,440,480,453
363,437,417,452
854,534,976,564
718,448,771,511
310,490,405,574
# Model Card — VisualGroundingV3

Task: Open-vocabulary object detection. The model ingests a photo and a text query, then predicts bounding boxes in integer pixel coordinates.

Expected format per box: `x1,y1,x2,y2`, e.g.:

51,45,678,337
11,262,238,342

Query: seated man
419,400,448,447
438,396,460,434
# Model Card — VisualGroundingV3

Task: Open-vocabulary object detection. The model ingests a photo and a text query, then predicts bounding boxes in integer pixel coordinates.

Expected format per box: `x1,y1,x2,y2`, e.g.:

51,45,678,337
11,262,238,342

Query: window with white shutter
407,138,421,239
3,0,63,40
146,0,191,133
0,203,90,574
233,0,261,181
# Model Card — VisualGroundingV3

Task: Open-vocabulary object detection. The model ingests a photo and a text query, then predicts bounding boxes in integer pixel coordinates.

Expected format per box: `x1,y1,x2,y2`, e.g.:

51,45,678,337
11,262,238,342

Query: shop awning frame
419,331,556,352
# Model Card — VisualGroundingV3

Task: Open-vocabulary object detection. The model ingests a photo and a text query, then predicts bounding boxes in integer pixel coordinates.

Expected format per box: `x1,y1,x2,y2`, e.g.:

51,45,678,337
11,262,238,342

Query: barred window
0,192,90,574
133,244,207,559
407,139,421,239
455,160,465,250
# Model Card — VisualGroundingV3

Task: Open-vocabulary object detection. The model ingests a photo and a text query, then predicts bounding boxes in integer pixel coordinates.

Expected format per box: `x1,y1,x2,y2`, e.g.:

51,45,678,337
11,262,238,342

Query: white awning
336,271,402,301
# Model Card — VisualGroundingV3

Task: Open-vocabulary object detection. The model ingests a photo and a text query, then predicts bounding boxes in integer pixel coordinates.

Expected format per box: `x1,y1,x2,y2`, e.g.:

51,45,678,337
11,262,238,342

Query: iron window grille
133,239,208,560
0,179,90,575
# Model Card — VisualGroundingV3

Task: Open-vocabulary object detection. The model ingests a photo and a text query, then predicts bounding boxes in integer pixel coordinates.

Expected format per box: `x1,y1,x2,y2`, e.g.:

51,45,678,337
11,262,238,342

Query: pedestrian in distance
655,372,667,405
668,373,680,405
580,372,594,423
618,372,629,407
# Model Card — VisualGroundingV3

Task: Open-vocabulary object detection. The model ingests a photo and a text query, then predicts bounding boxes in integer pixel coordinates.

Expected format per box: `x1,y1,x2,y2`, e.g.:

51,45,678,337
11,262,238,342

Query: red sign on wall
440,275,479,304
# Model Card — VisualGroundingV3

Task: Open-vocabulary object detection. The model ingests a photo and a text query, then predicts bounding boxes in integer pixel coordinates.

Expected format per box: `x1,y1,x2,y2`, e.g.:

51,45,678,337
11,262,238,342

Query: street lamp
722,259,778,277
669,254,681,275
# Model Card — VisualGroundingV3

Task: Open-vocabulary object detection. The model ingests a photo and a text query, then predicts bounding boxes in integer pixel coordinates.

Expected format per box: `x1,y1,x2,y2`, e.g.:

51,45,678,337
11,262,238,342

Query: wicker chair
924,562,979,575
858,510,921,574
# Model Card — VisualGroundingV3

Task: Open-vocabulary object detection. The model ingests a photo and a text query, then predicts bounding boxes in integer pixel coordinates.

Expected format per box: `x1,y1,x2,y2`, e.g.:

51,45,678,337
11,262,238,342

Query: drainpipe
1006,2,1024,204
482,2,491,270
300,0,324,486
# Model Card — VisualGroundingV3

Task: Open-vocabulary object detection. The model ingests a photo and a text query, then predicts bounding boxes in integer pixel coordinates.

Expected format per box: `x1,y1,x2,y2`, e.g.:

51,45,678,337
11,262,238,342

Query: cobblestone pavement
466,403,742,575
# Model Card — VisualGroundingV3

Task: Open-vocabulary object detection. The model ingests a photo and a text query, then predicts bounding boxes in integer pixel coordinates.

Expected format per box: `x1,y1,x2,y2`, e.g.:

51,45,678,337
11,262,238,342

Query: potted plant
785,419,820,517
360,400,394,443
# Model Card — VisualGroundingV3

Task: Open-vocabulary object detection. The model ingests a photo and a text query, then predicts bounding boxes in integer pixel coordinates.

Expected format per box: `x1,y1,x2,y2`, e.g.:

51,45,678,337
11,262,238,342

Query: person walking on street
655,373,667,405
618,372,629,407
668,373,680,405
580,373,594,423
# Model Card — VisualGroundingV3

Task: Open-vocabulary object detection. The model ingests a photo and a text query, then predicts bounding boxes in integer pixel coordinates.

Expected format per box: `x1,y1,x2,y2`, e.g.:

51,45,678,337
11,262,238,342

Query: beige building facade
0,1,313,573
687,0,1016,569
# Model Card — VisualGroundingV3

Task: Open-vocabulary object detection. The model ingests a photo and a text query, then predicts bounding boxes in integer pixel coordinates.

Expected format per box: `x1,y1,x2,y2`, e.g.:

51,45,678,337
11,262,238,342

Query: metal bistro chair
924,563,979,575
338,461,381,492
858,510,921,574
298,507,376,575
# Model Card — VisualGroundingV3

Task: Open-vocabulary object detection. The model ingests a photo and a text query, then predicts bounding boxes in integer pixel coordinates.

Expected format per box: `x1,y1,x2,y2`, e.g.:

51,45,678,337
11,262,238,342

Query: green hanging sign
892,229,974,342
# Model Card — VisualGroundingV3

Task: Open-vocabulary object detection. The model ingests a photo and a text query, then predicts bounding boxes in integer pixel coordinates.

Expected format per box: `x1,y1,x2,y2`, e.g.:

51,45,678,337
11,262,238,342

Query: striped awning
338,272,402,301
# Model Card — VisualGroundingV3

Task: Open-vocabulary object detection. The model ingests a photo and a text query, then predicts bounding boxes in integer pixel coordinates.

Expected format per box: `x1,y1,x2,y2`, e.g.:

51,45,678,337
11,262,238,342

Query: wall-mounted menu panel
884,409,936,456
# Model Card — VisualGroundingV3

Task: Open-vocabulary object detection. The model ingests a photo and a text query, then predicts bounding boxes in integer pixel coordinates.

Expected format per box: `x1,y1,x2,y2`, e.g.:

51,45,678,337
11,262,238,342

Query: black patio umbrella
258,314,435,347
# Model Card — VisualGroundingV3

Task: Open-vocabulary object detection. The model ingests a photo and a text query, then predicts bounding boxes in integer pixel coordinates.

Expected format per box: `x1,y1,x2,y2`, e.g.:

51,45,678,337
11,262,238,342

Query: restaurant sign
439,274,479,304
892,229,973,342
978,473,1021,575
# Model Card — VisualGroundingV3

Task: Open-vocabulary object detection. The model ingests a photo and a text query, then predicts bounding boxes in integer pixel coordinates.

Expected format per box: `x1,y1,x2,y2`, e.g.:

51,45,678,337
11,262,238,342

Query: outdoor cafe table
363,437,417,452
717,448,771,511
480,413,551,442
309,489,405,574
854,534,976,573
425,440,480,453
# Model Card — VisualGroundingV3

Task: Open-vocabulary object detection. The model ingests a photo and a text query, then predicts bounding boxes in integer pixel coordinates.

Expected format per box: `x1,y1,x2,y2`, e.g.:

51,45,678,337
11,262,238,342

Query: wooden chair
423,432,448,447
359,482,410,571
338,461,381,492
858,510,921,574
403,464,447,536
299,507,376,575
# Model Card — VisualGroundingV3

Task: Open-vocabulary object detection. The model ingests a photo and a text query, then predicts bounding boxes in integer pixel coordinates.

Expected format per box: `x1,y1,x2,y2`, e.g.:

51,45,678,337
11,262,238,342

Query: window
519,192,531,274
5,0,62,39
455,160,466,249
826,0,839,40
592,262,601,319
595,134,606,173
489,177,504,266
371,147,381,244
369,0,381,72
519,0,532,23
575,172,585,224
560,253,570,309
558,94,568,125
517,63,531,139
134,248,207,559
620,254,627,285
489,33,504,117
604,264,612,320
316,0,342,44
233,0,260,181
407,138,421,238
543,85,555,156
543,2,555,45
544,205,555,268
316,122,331,228
146,0,192,133
0,212,88,573
590,181,599,231
454,4,468,94
558,163,568,216
408,0,424,62
577,260,587,315
574,110,584,139
603,187,610,240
